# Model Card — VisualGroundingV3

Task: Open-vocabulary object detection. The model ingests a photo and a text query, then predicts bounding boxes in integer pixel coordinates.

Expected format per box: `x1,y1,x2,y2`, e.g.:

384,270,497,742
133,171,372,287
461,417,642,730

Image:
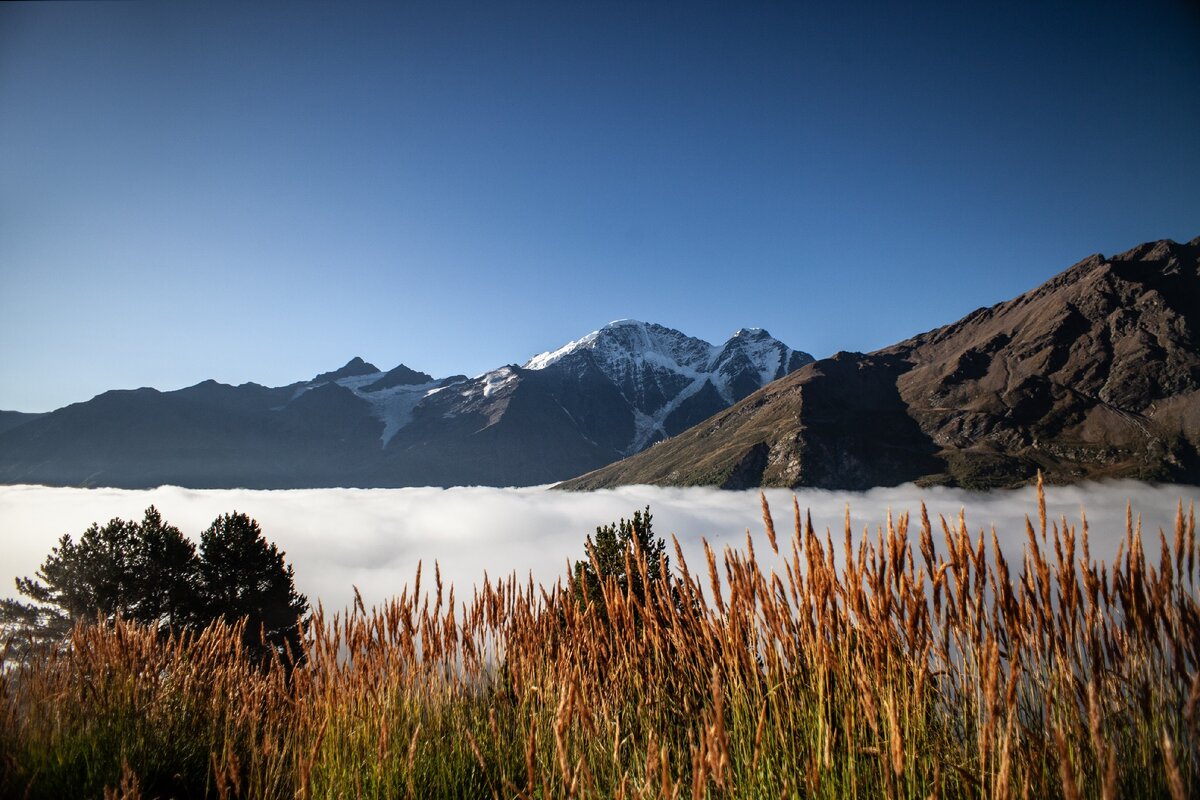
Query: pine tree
572,506,667,615
130,506,202,630
1,507,308,665
198,512,309,663
0,507,200,651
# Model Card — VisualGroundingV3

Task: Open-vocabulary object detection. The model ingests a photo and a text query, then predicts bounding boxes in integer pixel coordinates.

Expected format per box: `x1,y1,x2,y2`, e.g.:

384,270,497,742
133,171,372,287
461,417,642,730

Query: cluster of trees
2,502,668,664
0,507,308,662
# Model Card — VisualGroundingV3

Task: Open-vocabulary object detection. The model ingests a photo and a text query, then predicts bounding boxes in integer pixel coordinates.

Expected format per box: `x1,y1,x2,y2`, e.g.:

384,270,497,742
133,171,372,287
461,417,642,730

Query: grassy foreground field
2,479,1197,799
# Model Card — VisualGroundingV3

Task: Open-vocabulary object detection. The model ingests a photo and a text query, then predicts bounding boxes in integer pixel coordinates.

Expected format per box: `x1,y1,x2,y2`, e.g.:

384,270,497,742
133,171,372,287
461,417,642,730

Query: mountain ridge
0,321,812,489
561,237,1200,490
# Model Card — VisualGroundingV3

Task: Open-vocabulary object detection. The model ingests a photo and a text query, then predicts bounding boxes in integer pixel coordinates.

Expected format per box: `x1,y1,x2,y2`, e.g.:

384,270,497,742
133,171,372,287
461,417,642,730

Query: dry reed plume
2,475,1197,798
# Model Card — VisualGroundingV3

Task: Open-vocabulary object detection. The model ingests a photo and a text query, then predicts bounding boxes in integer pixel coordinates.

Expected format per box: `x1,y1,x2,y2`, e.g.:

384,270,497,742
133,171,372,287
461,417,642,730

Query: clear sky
2,0,1198,413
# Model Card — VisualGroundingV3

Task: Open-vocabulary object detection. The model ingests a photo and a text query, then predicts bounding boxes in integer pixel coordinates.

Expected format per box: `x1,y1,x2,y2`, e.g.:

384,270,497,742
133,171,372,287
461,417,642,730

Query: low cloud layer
1,481,1196,614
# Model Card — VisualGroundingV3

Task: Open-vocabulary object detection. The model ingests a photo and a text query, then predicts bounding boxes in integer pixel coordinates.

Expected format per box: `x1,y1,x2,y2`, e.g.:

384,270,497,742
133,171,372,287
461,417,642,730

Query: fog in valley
2,481,1196,614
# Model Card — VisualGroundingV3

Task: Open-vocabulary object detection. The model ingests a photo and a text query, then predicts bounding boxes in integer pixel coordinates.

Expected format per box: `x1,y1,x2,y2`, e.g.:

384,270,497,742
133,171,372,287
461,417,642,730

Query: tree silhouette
1,507,307,665
130,506,202,629
198,512,308,663
1,507,200,651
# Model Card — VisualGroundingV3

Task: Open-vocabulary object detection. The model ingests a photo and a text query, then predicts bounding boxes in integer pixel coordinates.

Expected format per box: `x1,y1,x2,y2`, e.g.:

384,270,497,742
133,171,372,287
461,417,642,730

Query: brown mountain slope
561,237,1200,491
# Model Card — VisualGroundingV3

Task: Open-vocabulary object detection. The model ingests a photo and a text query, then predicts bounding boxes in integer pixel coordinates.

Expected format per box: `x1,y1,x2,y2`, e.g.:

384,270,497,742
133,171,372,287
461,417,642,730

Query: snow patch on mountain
286,368,444,446
626,375,713,453
524,332,603,371
335,372,446,446
630,408,661,453
357,381,446,445
481,367,519,398
334,372,391,392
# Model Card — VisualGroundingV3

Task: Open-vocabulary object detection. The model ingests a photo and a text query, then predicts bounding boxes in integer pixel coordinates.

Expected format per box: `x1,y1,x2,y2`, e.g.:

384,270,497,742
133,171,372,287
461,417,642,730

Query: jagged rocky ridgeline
0,322,811,489
562,237,1200,490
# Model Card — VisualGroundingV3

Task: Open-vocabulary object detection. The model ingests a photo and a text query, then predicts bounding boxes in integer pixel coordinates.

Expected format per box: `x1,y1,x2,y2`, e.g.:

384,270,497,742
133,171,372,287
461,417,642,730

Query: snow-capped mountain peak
523,330,604,371
712,327,810,392
521,320,812,453
524,319,715,374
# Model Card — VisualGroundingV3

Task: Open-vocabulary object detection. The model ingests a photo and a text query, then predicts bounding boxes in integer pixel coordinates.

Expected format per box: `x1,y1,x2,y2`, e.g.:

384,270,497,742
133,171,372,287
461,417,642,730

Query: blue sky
1,0,1198,412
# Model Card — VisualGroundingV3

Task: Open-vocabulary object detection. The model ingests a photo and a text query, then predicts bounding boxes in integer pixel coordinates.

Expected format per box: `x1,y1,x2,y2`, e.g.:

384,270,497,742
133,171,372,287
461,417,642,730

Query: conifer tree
0,507,199,650
572,506,667,614
198,512,308,663
130,506,202,629
1,507,308,665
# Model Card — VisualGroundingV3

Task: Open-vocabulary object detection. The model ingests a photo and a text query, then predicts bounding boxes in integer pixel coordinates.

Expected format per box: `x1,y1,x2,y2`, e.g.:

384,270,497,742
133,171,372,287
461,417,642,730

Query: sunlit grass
2,476,1196,798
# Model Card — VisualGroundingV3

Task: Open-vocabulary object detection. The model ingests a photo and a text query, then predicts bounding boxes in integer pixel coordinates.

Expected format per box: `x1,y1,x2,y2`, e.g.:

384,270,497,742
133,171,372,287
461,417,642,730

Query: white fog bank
1,481,1196,613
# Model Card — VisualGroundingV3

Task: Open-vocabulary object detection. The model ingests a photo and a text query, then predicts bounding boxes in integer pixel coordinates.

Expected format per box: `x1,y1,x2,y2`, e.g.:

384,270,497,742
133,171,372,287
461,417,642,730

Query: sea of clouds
1,481,1196,614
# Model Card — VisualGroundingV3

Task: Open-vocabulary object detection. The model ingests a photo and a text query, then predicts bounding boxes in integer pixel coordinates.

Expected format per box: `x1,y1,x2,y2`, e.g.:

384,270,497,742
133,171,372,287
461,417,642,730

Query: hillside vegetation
2,480,1197,798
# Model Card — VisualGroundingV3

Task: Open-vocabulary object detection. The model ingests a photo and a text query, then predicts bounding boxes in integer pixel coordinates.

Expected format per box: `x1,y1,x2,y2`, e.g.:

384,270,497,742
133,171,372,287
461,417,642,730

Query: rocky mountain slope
561,237,1200,490
0,322,811,488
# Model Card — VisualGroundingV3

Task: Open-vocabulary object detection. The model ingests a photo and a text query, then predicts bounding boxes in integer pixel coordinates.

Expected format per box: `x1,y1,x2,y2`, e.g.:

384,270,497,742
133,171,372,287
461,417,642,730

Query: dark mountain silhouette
0,411,44,436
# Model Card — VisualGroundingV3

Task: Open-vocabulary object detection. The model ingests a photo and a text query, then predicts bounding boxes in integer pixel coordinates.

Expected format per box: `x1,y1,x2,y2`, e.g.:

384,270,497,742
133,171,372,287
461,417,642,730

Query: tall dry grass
2,476,1196,798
